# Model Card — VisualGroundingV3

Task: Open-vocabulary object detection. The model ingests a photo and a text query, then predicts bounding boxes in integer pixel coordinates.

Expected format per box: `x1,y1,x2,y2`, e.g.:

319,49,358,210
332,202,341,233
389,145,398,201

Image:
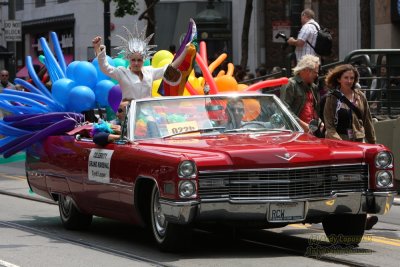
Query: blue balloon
66,61,80,80
94,80,115,106
52,78,76,106
67,86,95,113
73,62,98,88
92,56,114,81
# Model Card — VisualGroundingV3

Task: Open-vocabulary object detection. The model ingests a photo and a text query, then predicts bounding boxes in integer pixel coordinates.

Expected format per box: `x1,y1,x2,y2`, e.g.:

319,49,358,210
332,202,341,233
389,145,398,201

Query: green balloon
113,58,129,68
144,59,151,66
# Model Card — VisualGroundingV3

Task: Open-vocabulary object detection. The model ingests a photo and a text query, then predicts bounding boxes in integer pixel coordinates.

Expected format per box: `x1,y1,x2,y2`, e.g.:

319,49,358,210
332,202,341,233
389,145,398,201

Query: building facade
0,0,399,80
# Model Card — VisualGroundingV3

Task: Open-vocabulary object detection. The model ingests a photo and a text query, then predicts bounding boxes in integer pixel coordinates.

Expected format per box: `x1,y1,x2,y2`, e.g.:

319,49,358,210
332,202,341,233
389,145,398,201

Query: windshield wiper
163,127,226,139
224,128,293,133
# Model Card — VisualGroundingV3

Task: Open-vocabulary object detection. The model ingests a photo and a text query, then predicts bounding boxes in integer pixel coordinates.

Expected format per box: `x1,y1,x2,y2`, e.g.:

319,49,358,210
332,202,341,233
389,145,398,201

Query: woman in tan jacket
323,64,376,144
323,64,378,230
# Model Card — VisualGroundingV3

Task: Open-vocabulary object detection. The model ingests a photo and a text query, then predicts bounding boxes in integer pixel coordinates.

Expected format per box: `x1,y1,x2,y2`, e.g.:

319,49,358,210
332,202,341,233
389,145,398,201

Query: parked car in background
26,94,396,251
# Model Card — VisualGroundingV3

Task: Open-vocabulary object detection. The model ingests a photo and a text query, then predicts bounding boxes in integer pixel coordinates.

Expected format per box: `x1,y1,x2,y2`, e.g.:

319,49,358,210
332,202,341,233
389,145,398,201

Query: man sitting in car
93,101,129,146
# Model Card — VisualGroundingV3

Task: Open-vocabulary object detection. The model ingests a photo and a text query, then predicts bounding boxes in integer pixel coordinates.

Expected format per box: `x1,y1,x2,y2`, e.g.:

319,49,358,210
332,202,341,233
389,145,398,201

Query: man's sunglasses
232,107,244,112
117,108,123,113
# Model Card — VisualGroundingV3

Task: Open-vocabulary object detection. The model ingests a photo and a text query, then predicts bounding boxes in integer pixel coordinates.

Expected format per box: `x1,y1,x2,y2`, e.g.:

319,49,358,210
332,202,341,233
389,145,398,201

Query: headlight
376,171,393,187
179,181,196,198
178,160,196,178
375,151,393,168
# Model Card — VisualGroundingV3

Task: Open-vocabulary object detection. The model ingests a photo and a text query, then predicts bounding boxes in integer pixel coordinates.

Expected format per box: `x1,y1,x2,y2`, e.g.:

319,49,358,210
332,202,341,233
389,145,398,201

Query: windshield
129,94,301,140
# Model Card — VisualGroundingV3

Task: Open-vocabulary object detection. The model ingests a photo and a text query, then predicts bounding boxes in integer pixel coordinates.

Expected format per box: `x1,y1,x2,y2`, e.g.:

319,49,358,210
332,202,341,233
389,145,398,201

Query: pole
104,0,111,56
7,0,16,80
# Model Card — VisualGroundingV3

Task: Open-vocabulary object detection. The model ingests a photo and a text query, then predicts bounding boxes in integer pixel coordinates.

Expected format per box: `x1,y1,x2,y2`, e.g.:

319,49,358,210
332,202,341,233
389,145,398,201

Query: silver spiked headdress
114,24,157,61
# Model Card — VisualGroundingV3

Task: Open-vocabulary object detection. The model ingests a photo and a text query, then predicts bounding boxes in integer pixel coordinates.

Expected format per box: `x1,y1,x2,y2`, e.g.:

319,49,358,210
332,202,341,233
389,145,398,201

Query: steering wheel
240,121,266,128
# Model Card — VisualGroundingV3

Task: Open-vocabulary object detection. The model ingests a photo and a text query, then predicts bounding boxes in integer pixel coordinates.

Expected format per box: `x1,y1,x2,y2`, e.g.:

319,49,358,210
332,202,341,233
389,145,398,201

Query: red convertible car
26,94,396,251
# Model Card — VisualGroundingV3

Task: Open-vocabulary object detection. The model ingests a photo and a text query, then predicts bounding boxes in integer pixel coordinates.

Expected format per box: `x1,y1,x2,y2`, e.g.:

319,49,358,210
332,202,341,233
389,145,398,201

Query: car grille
198,164,368,200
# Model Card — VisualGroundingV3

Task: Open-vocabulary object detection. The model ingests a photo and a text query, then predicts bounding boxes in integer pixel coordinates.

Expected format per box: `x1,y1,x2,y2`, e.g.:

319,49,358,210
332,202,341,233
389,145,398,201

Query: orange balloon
226,63,234,76
208,53,227,73
217,70,225,77
214,75,238,92
237,84,248,91
242,99,261,121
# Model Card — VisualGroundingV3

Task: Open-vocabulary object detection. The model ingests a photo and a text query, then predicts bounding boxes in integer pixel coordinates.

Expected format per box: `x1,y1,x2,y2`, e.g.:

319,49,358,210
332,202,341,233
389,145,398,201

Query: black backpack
306,22,332,56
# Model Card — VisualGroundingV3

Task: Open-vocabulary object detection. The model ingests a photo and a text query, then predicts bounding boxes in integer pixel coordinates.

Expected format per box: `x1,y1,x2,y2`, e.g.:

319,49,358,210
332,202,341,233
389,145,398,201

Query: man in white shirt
287,9,320,62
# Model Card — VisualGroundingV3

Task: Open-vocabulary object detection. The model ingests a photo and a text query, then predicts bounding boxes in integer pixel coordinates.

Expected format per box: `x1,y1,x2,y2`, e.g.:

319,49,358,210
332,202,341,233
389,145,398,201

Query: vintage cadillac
25,94,396,251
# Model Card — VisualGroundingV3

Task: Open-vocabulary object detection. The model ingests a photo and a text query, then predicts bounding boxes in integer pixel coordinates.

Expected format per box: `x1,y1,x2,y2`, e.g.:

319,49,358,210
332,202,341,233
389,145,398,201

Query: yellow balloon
156,58,173,68
152,79,162,97
152,50,174,68
188,75,200,88
197,77,205,87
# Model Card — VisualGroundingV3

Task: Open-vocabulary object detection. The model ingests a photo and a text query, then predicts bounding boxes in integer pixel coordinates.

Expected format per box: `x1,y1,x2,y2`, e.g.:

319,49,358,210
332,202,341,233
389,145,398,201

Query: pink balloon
108,85,123,113
199,41,208,62
245,77,289,92
185,81,199,95
195,53,218,95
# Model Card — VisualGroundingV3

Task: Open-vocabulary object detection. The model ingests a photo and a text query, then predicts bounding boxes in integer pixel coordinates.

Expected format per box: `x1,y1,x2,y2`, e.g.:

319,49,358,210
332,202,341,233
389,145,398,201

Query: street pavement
0,154,399,205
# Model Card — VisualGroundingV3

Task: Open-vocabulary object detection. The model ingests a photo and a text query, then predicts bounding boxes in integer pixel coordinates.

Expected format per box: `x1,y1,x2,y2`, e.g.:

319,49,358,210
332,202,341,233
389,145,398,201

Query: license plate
268,202,305,222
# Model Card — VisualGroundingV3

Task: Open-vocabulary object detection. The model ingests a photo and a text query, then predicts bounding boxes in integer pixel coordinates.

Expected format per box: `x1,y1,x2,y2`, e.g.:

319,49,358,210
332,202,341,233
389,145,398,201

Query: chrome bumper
159,191,396,224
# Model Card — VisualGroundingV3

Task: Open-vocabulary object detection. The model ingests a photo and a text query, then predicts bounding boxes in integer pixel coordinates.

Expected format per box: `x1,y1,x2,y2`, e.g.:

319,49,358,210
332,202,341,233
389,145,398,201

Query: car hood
138,132,371,168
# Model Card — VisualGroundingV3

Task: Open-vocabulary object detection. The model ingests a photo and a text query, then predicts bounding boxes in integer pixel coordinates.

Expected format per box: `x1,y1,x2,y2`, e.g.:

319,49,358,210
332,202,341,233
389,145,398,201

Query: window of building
35,0,46,8
16,0,24,11
58,0,69,3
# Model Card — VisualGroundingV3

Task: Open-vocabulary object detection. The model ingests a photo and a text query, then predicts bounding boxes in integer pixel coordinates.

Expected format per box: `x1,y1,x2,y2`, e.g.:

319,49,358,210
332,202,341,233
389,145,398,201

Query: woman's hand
92,36,103,56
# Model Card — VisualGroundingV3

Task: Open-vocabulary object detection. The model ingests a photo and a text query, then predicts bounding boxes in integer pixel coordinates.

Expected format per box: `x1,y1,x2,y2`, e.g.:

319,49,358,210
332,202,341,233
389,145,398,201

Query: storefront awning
16,54,73,79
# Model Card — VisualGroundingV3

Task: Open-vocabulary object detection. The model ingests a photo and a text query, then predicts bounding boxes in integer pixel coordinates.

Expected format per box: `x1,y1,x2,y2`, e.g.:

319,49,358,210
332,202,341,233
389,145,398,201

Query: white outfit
97,49,167,100
295,19,319,61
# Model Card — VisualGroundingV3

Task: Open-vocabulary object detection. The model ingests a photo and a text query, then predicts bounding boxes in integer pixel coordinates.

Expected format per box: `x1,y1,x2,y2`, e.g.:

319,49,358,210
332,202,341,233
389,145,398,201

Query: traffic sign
4,20,22,42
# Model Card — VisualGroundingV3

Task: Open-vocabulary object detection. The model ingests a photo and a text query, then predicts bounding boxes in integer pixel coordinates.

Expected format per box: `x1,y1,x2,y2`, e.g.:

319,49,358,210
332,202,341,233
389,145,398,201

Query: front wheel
322,214,366,246
59,195,92,230
150,184,192,252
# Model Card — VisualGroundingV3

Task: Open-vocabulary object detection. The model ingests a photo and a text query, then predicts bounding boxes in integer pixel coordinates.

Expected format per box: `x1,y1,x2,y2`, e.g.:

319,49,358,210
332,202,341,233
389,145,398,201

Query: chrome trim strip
198,163,368,174
159,191,396,224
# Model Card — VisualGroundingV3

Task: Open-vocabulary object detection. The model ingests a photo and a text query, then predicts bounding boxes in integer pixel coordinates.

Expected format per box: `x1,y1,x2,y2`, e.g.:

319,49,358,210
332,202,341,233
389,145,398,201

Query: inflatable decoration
0,31,122,158
157,18,198,96
173,39,289,96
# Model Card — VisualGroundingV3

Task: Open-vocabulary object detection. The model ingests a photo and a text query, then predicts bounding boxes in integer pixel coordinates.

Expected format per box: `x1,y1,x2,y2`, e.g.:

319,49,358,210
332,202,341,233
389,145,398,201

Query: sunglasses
232,107,244,112
117,108,123,113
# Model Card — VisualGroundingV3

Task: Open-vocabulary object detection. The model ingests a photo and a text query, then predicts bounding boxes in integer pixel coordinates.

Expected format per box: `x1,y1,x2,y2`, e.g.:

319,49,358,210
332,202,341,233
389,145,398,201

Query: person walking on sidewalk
287,8,320,62
324,64,378,230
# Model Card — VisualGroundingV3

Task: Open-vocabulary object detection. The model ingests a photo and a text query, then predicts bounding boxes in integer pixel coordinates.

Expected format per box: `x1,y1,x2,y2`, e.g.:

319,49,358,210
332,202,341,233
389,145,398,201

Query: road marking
370,236,400,247
0,259,21,267
289,223,312,229
289,224,400,247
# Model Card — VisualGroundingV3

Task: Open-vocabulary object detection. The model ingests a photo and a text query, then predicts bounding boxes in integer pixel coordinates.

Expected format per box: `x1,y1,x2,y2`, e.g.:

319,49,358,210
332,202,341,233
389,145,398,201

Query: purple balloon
11,112,84,128
3,118,77,158
3,113,40,122
108,85,123,113
0,133,34,154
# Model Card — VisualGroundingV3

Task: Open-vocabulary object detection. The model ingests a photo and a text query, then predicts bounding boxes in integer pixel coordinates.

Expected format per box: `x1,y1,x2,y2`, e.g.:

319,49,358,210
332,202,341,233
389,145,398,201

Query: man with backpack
287,9,323,62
